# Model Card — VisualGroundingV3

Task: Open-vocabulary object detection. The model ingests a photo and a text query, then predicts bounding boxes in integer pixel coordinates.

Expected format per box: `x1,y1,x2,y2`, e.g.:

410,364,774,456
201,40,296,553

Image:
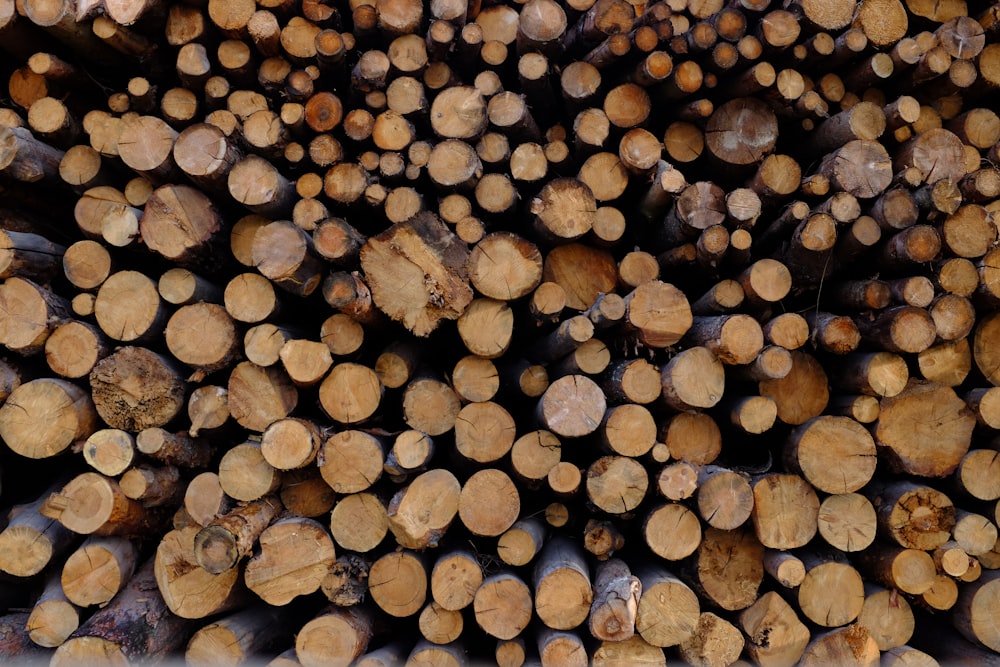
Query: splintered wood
2,0,1000,665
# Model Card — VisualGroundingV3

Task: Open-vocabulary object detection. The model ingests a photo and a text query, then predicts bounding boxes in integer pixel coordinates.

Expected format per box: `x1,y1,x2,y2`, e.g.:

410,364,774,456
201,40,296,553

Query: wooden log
867,481,955,551
874,380,975,477
245,515,335,605
192,495,282,575
295,606,375,667
50,559,196,666
738,591,810,667
751,474,819,550
61,535,138,608
634,565,700,648
0,486,76,578
0,377,96,459
816,493,877,553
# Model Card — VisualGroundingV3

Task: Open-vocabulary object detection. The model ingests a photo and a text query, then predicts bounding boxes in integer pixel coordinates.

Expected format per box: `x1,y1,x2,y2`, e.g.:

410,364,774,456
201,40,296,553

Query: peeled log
359,212,472,336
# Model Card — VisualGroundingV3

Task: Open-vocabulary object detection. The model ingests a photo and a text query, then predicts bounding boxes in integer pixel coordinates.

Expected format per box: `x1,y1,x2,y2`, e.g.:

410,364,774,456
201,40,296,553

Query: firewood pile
3,0,1000,664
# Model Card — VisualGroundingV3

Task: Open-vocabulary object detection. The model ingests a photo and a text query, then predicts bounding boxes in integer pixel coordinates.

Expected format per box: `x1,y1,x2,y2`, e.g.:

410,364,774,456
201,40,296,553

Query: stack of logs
3,0,1000,664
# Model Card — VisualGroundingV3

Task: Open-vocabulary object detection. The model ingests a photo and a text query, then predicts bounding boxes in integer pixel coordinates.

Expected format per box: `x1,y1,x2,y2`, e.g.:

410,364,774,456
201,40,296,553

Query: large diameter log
874,380,975,477
359,211,472,336
245,516,335,606
90,346,187,431
0,377,96,458
0,277,71,355
50,559,196,667
784,416,877,494
634,566,700,648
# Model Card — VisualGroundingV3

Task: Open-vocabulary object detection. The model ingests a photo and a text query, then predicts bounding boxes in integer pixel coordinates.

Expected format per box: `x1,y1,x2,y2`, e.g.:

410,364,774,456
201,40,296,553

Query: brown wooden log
816,493,877,553
459,468,520,537
587,558,640,642
295,606,375,667
244,515,335,605
531,536,592,631
193,495,282,575
0,486,76,578
0,377,96,459
61,535,138,608
634,565,700,648
50,559,195,666
750,473,819,550
867,480,955,551
738,591,810,667
874,380,975,477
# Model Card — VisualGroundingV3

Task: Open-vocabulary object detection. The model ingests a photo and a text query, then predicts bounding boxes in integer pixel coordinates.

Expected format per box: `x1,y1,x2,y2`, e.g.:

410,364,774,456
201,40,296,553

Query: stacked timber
2,0,1000,665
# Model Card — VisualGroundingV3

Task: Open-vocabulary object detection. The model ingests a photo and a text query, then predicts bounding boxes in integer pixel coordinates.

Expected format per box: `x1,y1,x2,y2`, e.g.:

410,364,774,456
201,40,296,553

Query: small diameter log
82,428,135,477
50,560,195,667
26,573,79,648
751,474,819,550
634,565,700,648
137,428,214,469
588,558,641,642
193,495,282,575
0,487,76,578
61,536,138,608
855,545,936,596
533,537,592,631
245,516,335,605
